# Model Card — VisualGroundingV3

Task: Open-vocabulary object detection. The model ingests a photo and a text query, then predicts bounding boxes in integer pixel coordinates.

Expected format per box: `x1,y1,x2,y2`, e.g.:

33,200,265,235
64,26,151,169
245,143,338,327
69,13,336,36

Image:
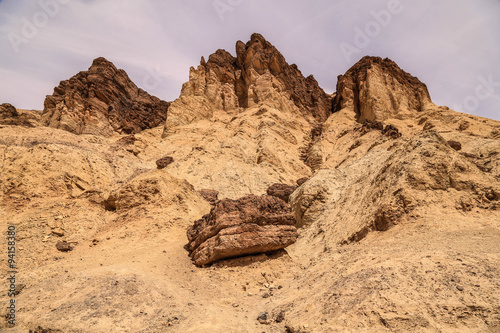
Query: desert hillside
1,33,499,333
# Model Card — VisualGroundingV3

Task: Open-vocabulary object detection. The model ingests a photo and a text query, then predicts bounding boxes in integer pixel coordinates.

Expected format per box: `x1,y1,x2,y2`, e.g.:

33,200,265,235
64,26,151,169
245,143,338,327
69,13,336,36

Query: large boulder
186,194,298,266
42,57,170,136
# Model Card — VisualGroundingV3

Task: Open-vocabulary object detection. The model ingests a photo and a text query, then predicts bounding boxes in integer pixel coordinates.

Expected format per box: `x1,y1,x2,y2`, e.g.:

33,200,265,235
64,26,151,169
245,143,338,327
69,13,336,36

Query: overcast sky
0,0,499,120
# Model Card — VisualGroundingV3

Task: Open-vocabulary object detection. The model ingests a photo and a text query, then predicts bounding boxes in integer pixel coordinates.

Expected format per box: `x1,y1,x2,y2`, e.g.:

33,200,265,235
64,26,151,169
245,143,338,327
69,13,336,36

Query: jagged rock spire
333,56,432,122
42,57,170,136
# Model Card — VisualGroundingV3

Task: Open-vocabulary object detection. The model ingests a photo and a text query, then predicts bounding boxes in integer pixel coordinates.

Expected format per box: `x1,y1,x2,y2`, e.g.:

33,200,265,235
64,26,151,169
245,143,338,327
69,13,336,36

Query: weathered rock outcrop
103,170,206,213
164,33,331,135
0,103,41,127
332,56,432,122
42,57,170,136
186,194,298,266
290,130,500,245
198,189,219,205
266,183,297,202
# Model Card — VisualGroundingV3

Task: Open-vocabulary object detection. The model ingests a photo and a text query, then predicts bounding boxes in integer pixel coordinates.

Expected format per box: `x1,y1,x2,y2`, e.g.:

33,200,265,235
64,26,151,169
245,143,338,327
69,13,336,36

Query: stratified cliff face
42,57,170,136
333,56,432,122
163,33,332,134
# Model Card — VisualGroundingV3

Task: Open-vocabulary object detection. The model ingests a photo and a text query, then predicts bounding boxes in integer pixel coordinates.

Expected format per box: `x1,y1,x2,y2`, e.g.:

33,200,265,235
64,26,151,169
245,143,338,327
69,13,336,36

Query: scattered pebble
56,241,72,252
257,311,268,324
52,228,65,237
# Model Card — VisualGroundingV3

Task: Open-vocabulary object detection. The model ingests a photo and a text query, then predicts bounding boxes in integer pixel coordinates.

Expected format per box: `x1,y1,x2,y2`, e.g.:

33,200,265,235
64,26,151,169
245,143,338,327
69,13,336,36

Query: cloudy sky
0,0,499,120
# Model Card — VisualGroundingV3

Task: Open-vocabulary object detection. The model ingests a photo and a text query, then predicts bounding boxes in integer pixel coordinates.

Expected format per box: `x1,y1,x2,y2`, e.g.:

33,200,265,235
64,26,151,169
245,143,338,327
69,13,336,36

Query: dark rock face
186,194,298,266
0,103,40,127
0,103,18,118
296,177,309,186
362,119,384,131
447,140,462,151
42,57,170,136
382,124,402,139
156,156,174,169
198,189,219,205
333,56,432,122
266,183,297,202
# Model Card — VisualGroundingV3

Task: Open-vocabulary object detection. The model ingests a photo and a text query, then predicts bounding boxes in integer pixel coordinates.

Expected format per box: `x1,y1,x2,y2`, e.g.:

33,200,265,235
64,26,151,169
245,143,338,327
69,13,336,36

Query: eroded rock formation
0,103,41,127
266,183,297,202
42,57,170,136
332,56,432,122
186,194,297,266
164,33,332,135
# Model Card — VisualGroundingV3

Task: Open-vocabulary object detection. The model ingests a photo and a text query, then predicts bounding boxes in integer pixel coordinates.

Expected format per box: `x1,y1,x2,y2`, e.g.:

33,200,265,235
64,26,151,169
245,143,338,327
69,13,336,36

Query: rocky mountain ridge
1,33,499,332
163,33,332,135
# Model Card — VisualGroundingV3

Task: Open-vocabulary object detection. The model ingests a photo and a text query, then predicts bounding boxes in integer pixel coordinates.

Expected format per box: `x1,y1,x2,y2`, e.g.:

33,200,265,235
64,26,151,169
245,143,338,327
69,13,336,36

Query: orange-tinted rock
186,194,297,266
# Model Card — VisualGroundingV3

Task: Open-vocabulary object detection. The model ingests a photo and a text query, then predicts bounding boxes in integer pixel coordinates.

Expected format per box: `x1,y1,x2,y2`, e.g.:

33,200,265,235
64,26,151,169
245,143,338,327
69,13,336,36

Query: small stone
257,311,268,324
56,241,72,252
54,215,63,220
296,177,309,186
232,303,239,308
447,140,462,151
52,228,65,237
14,283,26,296
485,189,497,201
156,156,174,169
456,285,464,291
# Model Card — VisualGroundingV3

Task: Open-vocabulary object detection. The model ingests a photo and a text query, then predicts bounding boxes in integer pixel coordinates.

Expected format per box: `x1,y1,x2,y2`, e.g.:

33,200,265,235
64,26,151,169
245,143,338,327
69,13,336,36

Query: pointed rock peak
333,56,432,122
206,49,236,68
42,58,170,136
164,33,332,133
90,57,115,68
